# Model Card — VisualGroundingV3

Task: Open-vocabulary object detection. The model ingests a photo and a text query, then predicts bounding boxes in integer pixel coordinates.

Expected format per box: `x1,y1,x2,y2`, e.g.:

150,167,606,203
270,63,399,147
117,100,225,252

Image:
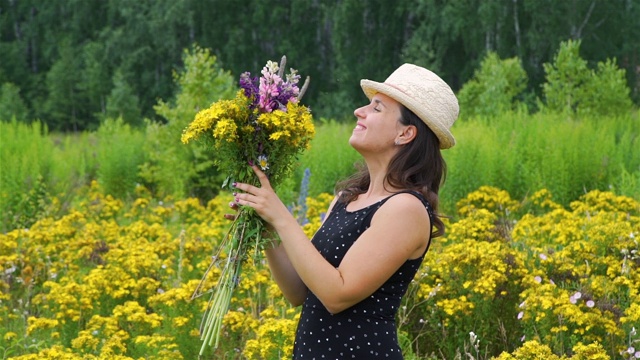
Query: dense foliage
0,183,637,359
1,0,639,129
1,4,639,358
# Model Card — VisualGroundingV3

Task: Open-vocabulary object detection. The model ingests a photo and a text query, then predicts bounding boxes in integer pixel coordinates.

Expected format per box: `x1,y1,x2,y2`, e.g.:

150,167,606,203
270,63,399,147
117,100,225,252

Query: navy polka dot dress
292,191,434,359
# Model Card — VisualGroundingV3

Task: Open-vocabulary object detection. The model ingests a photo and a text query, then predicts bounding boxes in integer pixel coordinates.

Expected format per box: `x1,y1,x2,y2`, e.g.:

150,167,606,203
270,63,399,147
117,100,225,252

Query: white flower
258,155,269,171
469,331,478,344
534,276,542,283
586,300,595,308
517,311,524,320
539,253,548,260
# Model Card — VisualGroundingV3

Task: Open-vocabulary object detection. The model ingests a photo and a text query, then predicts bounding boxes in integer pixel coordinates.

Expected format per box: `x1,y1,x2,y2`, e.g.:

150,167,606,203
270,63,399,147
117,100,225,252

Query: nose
354,104,366,119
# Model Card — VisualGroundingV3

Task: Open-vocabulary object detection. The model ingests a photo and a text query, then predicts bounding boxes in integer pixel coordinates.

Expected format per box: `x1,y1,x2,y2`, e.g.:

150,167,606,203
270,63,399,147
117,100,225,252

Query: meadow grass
1,111,638,231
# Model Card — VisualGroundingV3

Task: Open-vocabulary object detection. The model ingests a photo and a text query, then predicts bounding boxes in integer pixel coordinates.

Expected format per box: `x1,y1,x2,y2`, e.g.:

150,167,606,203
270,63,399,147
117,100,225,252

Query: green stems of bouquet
196,207,271,355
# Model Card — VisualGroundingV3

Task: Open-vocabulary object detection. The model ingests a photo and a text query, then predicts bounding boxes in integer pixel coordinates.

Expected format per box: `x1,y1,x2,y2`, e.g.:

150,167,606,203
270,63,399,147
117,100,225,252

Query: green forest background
1,0,639,232
1,0,639,129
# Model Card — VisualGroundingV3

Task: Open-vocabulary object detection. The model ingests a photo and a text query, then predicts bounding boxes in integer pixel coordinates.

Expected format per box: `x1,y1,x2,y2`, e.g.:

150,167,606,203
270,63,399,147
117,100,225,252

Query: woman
232,64,459,359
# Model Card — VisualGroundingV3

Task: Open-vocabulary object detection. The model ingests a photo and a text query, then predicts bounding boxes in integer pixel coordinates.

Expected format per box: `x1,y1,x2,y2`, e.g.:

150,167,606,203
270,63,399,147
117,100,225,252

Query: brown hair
335,105,447,237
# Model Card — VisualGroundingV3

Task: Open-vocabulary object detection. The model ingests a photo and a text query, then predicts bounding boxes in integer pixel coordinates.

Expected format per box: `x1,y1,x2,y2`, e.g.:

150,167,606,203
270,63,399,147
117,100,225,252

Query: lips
354,122,366,131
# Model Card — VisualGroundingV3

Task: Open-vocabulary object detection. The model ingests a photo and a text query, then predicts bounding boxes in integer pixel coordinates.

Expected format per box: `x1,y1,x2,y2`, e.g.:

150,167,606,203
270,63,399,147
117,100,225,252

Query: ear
396,125,417,145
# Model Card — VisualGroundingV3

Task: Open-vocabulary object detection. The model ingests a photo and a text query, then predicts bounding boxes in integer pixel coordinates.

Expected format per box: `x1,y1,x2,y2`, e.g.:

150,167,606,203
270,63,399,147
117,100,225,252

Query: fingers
250,165,272,189
232,165,272,194
224,201,239,221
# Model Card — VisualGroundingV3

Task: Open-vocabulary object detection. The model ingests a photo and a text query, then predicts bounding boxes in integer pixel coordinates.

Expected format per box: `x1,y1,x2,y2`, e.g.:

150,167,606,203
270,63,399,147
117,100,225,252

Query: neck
361,158,396,199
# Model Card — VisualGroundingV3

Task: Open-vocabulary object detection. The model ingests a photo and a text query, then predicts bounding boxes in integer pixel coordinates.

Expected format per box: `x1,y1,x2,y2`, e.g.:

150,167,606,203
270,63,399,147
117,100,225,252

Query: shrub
457,52,529,118
141,45,236,200
541,40,634,117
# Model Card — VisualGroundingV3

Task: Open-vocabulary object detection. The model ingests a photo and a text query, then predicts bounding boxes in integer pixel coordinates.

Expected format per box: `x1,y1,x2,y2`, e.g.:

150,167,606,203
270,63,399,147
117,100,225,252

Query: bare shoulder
380,192,428,216
372,193,430,231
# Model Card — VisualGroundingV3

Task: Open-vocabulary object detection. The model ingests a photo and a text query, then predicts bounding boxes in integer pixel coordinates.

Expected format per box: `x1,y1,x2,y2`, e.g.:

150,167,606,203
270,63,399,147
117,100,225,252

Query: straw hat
360,64,459,149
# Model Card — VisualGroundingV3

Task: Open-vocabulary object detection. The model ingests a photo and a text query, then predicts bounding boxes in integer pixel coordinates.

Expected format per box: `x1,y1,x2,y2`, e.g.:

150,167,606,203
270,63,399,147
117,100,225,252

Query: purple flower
251,61,302,113
240,72,259,100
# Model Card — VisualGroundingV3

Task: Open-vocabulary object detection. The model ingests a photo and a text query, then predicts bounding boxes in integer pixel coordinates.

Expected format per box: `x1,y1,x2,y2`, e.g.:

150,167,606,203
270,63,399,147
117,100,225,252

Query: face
349,93,404,153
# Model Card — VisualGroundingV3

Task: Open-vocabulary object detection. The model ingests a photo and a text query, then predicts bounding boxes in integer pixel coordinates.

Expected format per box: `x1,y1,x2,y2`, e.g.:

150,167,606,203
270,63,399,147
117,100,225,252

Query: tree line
1,0,638,131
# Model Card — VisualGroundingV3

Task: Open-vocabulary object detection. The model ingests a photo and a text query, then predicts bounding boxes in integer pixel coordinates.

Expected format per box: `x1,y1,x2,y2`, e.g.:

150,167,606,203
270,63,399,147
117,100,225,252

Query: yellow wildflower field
0,183,638,359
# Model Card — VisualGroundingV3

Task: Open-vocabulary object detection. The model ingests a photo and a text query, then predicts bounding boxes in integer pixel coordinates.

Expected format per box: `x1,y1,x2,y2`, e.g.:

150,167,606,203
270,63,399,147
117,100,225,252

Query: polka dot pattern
293,191,434,359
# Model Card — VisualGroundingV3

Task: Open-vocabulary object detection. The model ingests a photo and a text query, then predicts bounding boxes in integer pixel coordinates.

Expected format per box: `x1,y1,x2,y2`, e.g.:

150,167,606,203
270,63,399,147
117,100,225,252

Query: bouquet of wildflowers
181,56,314,353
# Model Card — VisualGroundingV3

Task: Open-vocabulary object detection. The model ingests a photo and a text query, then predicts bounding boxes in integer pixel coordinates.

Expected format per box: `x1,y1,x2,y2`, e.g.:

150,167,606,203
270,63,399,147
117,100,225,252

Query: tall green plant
294,119,360,197
141,45,236,200
441,111,640,216
48,131,98,208
0,120,53,231
96,118,146,199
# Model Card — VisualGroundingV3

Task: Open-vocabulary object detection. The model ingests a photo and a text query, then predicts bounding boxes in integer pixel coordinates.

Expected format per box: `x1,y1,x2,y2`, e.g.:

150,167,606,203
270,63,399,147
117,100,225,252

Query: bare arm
234,166,430,314
264,243,307,305
262,196,339,306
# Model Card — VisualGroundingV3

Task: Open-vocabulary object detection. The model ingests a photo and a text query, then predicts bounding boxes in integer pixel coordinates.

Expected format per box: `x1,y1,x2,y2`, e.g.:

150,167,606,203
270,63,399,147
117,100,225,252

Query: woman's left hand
233,165,291,227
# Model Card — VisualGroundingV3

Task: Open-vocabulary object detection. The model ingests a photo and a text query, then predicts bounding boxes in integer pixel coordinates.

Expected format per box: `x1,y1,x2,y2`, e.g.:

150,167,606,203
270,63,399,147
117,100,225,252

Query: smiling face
349,93,404,155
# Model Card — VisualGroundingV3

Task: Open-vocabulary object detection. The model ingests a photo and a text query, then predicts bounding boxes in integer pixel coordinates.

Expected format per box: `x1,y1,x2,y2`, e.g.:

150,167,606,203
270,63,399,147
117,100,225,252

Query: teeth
354,124,365,130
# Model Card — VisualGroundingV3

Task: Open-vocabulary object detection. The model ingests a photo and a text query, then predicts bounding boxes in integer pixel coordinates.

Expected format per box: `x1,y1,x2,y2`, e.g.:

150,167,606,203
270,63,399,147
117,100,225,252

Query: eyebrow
373,98,387,108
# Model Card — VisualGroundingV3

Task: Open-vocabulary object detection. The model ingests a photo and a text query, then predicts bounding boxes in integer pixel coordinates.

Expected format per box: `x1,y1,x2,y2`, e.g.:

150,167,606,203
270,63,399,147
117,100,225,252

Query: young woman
232,64,459,359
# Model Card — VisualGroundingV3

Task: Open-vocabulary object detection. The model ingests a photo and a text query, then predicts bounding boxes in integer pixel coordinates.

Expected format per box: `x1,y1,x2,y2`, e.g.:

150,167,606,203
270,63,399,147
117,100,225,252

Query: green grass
1,111,638,231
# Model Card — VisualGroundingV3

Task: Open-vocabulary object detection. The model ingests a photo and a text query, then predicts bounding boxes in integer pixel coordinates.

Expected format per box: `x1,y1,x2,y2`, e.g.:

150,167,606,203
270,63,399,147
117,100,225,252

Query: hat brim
360,80,455,149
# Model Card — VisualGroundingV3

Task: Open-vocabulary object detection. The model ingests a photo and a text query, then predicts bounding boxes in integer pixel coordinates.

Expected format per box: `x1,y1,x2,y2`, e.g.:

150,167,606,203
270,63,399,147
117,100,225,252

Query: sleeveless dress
292,191,434,360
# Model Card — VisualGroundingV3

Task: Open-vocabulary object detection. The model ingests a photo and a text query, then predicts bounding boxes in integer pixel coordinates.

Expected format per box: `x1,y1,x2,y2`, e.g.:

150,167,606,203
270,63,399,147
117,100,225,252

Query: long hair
335,105,447,237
